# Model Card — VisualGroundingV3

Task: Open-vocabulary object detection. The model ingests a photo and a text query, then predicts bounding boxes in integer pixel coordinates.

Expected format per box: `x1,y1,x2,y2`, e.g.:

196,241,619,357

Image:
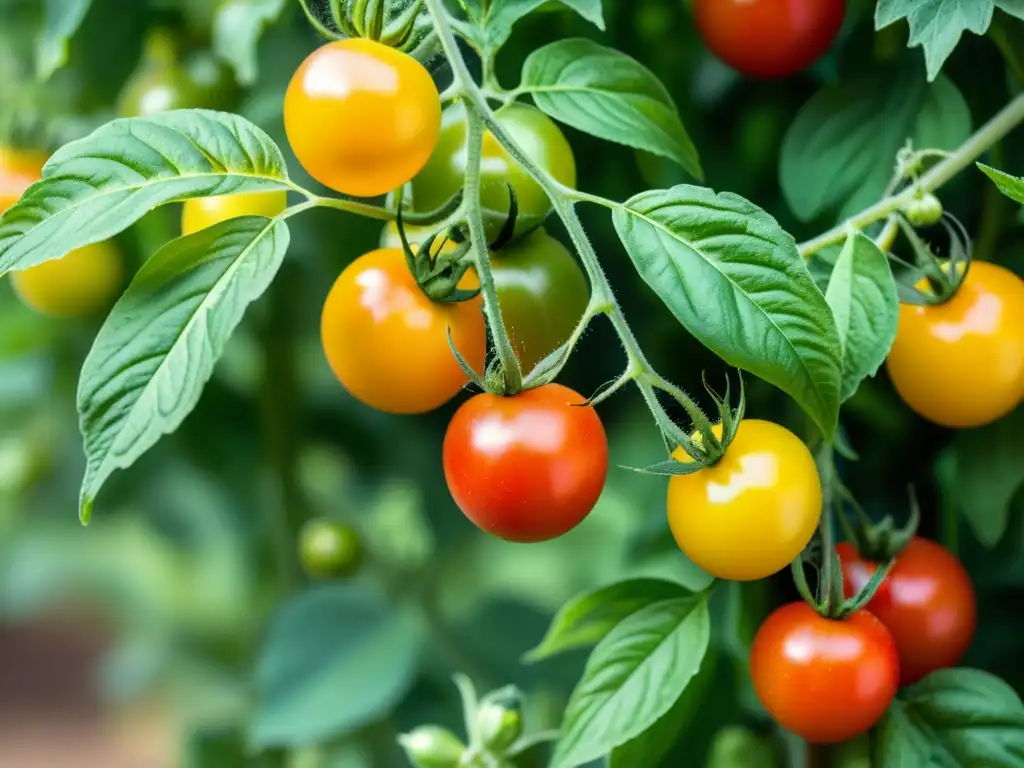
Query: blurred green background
1,0,1023,766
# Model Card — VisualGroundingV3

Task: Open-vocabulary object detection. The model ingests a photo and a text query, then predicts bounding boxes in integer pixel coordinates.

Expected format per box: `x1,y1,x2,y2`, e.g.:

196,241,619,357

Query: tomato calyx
890,211,972,306
630,372,745,475
394,206,480,304
299,0,437,59
792,545,895,620
487,183,520,252
839,484,921,564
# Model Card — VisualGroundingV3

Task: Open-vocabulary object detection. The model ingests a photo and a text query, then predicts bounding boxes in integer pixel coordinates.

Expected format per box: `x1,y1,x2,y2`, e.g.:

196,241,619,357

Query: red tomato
838,538,977,686
693,0,846,79
750,602,899,744
443,383,608,543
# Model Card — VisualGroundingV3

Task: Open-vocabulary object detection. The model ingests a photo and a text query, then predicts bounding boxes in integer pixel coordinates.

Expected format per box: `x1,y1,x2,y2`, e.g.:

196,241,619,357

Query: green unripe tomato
410,102,576,240
903,193,944,228
298,519,364,579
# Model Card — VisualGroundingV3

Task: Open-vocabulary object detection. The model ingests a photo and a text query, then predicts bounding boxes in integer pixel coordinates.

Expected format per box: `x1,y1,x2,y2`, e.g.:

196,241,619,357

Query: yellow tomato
10,241,124,317
886,261,1024,428
181,190,288,236
667,419,821,581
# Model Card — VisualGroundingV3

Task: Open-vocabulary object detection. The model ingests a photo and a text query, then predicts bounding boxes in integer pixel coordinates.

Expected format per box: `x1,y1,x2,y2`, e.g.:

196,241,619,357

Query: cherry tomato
410,102,576,239
903,193,944,228
381,224,589,373
750,602,899,744
886,261,1024,428
666,419,821,581
320,247,485,414
693,0,845,79
838,537,977,686
285,39,441,198
181,191,289,236
299,519,364,579
443,383,608,542
0,147,47,213
10,241,124,317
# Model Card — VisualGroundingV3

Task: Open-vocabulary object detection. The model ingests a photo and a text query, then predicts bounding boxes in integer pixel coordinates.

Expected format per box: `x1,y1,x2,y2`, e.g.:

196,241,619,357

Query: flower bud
476,702,523,752
398,725,465,768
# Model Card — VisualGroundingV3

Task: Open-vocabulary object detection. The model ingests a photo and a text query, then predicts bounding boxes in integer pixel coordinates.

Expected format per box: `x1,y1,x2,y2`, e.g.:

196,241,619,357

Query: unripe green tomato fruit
409,102,576,241
298,519,364,579
903,193,943,228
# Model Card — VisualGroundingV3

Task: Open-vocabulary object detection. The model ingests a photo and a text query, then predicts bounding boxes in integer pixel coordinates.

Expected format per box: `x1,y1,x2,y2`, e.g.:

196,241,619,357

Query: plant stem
797,92,1024,258
424,0,712,443
816,446,836,610
463,108,523,391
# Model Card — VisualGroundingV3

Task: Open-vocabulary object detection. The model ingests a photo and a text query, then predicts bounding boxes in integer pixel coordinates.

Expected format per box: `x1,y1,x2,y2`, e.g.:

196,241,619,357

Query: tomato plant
443,383,608,542
284,38,441,197
2,1,1024,767
750,602,900,744
839,537,978,685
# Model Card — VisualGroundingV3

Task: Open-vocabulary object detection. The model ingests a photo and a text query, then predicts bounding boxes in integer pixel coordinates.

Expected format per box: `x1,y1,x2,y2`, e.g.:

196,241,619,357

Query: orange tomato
886,261,1024,428
284,39,441,197
181,191,288,236
320,248,485,414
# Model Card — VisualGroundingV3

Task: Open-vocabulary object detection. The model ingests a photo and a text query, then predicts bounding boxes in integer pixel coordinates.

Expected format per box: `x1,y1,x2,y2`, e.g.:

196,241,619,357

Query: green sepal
446,327,486,390
624,459,708,477
488,183,519,251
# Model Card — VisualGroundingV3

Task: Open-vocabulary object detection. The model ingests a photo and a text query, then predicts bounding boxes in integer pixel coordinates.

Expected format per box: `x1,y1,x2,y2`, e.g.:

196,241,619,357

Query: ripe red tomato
284,39,441,198
320,248,486,414
838,538,977,686
693,0,845,79
443,383,608,542
886,261,1024,428
750,602,899,744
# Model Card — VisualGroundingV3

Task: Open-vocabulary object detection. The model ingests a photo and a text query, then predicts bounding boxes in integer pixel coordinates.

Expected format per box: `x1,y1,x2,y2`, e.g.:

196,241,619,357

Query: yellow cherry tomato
10,241,124,317
284,39,441,198
181,191,288,236
886,260,1024,428
320,248,486,414
0,147,48,213
667,419,821,581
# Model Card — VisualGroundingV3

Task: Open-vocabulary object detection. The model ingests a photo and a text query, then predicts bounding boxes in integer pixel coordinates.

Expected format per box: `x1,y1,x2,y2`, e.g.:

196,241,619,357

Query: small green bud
398,726,466,768
902,192,944,228
476,703,523,753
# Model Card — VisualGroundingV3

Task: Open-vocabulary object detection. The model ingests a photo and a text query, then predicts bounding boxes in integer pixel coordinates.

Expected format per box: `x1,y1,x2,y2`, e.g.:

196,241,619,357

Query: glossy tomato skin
285,39,441,198
320,248,485,414
379,225,589,372
886,261,1024,428
0,147,47,212
667,419,821,581
750,602,900,744
694,0,845,79
11,241,124,317
182,191,289,236
443,383,608,542
410,103,576,239
838,538,977,685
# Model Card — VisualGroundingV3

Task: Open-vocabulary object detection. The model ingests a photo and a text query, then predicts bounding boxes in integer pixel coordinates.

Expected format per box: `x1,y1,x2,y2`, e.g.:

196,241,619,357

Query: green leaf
978,163,1024,204
551,595,710,768
77,217,289,522
780,67,970,222
35,0,94,80
524,578,691,662
874,668,1024,766
824,231,899,402
251,583,425,748
213,0,289,86
0,109,291,274
607,649,719,768
464,0,604,55
520,39,701,179
875,0,995,80
936,404,1024,548
614,184,842,438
